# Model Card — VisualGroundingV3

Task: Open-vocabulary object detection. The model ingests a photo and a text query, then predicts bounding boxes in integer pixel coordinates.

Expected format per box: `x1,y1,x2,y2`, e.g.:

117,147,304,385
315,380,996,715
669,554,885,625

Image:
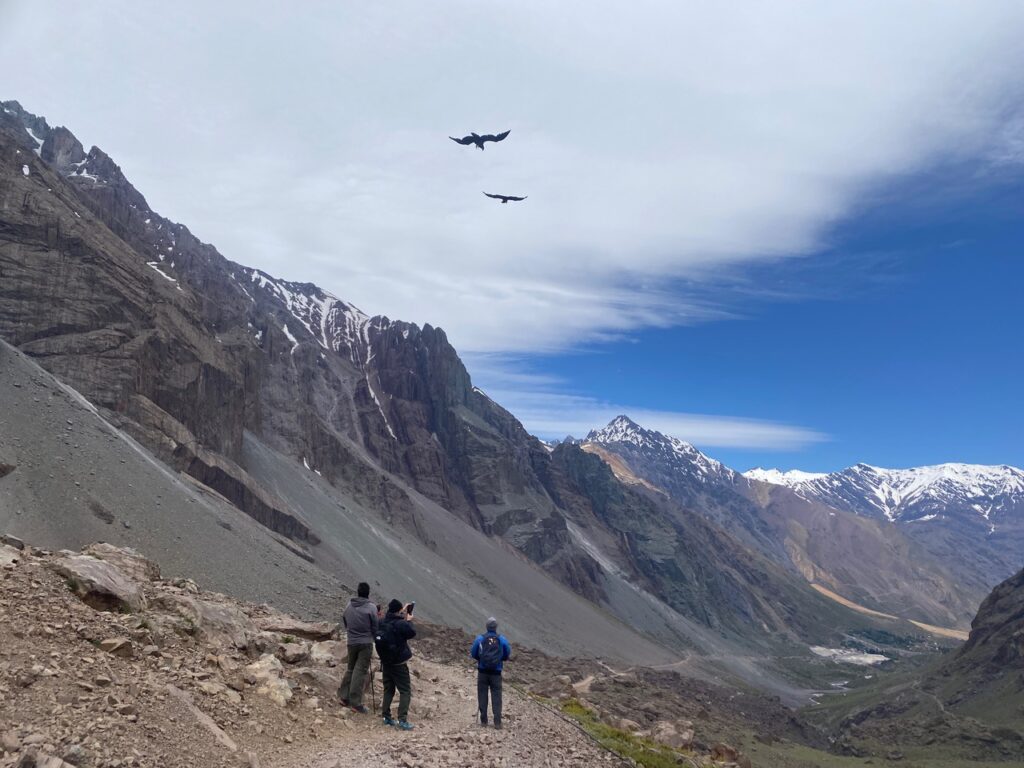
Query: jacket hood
349,596,371,607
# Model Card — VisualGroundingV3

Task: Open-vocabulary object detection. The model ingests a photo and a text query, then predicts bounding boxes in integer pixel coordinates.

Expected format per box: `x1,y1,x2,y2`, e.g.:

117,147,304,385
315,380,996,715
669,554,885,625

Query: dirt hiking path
272,656,626,768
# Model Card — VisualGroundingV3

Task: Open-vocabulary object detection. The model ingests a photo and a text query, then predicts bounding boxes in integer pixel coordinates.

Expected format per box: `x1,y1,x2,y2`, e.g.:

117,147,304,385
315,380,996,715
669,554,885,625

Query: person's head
357,582,370,599
486,617,498,632
388,598,404,615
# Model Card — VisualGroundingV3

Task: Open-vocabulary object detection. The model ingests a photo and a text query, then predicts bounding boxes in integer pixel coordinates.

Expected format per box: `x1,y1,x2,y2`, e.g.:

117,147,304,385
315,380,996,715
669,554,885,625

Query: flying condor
449,130,511,150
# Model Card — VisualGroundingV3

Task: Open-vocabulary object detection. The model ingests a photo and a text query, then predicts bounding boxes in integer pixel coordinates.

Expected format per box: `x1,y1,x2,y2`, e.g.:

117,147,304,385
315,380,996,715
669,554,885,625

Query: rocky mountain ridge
743,462,1024,527
743,461,1024,591
585,416,986,628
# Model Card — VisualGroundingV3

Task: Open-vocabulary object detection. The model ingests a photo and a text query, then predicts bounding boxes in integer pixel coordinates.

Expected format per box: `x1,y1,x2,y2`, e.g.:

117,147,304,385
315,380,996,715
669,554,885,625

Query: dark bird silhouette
449,130,511,150
483,192,527,204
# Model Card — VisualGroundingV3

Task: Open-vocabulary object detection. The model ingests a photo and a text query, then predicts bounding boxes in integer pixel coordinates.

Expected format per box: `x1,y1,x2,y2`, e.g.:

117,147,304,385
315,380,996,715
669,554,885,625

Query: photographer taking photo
374,598,417,730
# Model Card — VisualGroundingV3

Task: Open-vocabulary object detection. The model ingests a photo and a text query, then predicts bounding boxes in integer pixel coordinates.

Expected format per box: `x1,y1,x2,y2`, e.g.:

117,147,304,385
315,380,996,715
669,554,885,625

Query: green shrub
561,698,689,768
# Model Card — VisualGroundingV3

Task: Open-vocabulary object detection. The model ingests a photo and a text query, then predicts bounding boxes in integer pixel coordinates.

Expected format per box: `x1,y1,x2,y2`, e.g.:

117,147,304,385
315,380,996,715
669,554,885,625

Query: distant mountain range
744,461,1024,589
745,462,1023,529
584,415,1023,628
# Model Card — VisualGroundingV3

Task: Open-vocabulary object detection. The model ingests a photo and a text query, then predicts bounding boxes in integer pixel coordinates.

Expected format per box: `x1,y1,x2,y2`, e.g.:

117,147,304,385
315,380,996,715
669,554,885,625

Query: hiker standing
375,598,417,730
471,617,512,728
338,582,378,714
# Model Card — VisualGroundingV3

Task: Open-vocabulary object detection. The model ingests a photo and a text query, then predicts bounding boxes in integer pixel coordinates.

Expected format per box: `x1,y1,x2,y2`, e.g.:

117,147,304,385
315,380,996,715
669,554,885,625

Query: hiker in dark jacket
338,582,378,713
376,598,417,730
470,617,512,728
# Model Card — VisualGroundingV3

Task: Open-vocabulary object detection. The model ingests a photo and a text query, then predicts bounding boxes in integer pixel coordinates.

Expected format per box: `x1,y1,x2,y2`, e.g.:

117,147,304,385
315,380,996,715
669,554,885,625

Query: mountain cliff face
585,416,983,628
827,568,1024,760
744,462,1024,593
1,99,892,665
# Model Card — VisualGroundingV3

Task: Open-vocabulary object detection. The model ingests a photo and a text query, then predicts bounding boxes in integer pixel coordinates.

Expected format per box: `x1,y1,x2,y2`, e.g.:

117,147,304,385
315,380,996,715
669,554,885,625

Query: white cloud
468,356,826,451
1,2,1022,354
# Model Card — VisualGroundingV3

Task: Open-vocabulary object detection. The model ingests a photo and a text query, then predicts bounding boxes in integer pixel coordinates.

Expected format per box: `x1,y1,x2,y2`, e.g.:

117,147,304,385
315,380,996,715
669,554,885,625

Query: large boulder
49,554,146,612
293,666,342,699
82,543,160,582
1,544,21,569
153,594,257,650
13,751,78,767
711,743,740,762
310,640,347,667
243,654,293,706
648,720,695,749
255,614,334,641
278,642,309,664
530,674,576,701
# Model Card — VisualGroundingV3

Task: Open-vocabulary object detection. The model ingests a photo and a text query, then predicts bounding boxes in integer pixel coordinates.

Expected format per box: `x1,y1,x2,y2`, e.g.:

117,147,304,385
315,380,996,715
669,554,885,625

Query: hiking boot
339,697,350,707
494,721,502,730
479,715,488,726
350,704,369,714
383,716,395,727
397,720,415,731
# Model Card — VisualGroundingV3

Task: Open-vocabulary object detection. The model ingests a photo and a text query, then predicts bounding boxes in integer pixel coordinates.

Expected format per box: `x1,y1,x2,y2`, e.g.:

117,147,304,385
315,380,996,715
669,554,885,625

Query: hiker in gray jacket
338,582,378,713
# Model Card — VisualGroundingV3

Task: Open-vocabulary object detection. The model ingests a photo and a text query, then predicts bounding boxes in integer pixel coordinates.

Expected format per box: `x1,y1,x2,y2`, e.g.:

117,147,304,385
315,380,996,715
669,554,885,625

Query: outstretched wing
505,195,527,202
483,192,504,200
449,135,474,145
480,130,511,143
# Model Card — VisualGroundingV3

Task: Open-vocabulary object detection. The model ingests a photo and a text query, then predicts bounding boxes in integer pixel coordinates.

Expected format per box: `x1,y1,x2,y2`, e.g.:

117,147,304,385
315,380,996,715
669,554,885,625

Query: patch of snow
146,262,177,283
21,165,29,176
367,377,397,439
810,646,888,666
744,468,827,486
24,126,44,156
281,323,299,355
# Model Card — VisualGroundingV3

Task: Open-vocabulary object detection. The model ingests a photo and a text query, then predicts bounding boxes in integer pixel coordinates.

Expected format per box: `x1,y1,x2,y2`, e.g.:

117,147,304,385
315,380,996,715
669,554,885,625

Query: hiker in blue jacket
470,617,512,728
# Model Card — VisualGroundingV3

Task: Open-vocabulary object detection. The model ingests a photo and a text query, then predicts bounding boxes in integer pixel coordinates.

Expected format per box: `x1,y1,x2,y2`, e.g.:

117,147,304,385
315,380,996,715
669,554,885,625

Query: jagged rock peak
2,98,121,184
586,415,729,479
586,415,645,444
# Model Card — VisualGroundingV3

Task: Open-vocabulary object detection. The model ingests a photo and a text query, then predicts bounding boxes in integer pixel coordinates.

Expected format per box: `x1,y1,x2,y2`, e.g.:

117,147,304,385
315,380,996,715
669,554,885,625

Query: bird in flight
450,130,511,150
483,192,527,204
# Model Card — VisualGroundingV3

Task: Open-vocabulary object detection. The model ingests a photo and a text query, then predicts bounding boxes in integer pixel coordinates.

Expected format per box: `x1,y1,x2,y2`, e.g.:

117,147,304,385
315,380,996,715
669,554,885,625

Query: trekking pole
370,664,377,715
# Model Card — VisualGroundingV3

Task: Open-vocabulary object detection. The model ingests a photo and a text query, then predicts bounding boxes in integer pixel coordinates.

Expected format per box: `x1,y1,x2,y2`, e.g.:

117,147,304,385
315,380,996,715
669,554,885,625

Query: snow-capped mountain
587,415,734,485
744,468,826,486
584,415,1013,626
743,462,1024,531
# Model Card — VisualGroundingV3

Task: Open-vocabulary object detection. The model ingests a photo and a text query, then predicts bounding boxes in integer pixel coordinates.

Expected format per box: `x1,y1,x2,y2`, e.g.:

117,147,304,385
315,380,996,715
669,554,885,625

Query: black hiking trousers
477,670,502,725
381,662,412,721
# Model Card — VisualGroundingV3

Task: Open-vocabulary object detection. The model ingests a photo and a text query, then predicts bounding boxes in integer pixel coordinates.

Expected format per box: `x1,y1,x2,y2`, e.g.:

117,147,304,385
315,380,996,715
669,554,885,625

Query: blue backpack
479,634,503,671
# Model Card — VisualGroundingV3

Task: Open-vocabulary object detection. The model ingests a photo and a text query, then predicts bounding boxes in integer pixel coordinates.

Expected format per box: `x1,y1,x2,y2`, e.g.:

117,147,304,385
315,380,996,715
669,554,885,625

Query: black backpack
479,634,503,671
374,622,399,664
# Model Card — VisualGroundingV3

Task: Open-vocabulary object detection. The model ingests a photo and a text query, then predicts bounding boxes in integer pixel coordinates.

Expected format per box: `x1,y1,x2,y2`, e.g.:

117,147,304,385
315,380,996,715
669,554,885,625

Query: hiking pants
477,670,502,724
338,643,372,707
382,662,412,721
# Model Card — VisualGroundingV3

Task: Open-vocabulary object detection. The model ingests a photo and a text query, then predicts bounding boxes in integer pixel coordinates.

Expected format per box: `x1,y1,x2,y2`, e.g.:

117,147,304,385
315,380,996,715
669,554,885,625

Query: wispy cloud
468,356,826,451
2,2,1022,354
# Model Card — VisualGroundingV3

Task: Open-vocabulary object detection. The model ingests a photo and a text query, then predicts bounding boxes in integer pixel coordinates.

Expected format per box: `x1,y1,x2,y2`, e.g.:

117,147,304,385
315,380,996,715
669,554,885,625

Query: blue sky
3,2,1022,472
493,163,1024,471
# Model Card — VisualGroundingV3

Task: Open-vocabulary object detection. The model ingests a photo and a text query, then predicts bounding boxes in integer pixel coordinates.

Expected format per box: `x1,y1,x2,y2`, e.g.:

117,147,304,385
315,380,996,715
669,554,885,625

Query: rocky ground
0,538,756,768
